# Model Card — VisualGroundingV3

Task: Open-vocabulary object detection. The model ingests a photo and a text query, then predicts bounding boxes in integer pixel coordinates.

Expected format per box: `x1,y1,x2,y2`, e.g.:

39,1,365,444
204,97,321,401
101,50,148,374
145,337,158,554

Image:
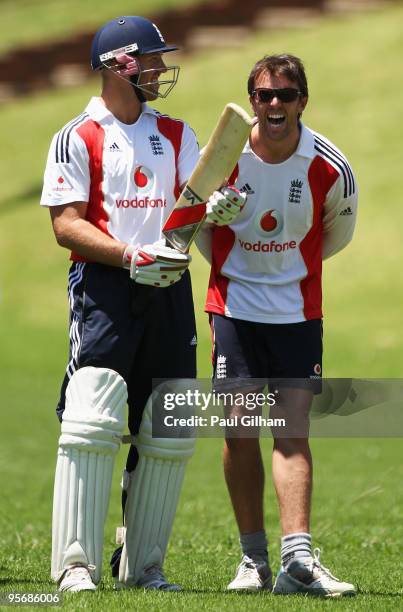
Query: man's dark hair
247,54,308,98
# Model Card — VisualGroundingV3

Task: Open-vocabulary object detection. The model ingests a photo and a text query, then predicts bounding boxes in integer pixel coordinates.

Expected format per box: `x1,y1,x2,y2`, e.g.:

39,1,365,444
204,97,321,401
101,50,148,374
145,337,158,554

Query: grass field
0,3,402,610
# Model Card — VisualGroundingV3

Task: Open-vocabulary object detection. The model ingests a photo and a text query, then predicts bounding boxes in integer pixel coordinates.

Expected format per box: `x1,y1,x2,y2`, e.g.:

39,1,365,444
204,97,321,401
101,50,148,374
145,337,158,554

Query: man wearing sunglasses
203,54,358,596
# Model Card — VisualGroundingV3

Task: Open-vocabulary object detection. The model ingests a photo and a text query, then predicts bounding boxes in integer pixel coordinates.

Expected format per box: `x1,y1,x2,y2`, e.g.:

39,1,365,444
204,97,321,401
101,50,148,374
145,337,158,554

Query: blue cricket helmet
91,16,178,70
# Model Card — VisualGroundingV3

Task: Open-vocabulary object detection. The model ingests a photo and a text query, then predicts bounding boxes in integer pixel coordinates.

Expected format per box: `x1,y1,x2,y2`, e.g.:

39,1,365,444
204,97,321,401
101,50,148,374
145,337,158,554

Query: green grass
0,0,203,54
2,2,403,376
0,435,402,610
0,3,403,610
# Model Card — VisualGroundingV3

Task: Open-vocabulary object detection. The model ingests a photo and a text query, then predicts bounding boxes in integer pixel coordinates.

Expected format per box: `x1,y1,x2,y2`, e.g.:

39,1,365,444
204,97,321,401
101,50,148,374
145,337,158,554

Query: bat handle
164,237,189,254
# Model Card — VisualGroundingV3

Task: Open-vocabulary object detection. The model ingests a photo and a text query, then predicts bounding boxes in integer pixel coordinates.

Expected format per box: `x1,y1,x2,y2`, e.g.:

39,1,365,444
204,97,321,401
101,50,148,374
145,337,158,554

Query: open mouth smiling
267,114,286,125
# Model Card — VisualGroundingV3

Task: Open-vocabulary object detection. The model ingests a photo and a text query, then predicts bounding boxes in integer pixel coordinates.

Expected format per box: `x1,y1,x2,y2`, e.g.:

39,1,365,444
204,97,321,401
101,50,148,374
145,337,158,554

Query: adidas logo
340,206,353,216
190,334,197,346
109,142,121,152
240,183,255,195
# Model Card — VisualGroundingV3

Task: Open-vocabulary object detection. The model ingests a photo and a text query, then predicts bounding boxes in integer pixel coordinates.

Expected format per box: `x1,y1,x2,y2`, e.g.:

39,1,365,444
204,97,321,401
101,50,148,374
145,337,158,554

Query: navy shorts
211,314,323,393
57,262,197,436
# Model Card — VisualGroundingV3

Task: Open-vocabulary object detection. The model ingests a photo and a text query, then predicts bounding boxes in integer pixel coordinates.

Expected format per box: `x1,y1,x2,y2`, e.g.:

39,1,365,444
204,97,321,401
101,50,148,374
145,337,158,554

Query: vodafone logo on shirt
239,209,296,253
134,166,154,194
238,238,297,253
116,197,166,209
115,165,167,208
255,209,284,237
52,175,72,192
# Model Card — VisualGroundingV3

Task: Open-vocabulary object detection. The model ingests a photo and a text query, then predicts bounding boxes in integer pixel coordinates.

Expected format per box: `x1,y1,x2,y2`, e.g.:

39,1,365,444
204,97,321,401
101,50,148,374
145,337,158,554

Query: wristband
122,245,137,269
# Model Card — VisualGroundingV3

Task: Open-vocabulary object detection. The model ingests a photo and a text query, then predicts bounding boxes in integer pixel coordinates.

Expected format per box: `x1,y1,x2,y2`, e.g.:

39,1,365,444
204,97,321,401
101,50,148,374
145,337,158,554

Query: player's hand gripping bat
162,103,254,253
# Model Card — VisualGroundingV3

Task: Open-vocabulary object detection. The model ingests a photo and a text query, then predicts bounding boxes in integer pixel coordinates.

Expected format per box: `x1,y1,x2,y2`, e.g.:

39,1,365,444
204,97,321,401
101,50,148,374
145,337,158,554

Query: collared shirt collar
243,121,315,160
84,97,157,122
296,123,315,159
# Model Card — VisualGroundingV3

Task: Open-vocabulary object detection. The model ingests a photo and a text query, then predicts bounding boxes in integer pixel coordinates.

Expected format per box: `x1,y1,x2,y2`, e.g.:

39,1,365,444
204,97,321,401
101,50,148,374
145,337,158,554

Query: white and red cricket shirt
205,124,358,323
40,97,199,261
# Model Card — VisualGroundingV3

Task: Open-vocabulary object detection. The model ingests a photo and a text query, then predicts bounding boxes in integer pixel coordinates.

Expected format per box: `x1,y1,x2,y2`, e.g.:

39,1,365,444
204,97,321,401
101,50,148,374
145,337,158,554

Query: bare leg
224,437,272,591
270,388,313,535
223,437,265,533
272,437,312,534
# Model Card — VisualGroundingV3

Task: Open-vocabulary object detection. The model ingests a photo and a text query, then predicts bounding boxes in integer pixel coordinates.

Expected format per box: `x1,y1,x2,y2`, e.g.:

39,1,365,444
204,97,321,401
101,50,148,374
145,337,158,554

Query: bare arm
50,202,126,267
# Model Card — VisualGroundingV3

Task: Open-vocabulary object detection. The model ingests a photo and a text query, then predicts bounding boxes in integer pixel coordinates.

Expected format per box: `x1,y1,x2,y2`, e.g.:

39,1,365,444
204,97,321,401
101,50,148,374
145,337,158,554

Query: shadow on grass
179,589,275,595
0,578,41,585
255,589,403,599
0,185,42,216
360,590,403,598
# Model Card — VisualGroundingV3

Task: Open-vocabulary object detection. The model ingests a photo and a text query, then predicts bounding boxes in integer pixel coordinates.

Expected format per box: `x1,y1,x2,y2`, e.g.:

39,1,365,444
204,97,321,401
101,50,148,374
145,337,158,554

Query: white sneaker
58,564,96,592
227,555,272,591
273,548,356,597
136,565,182,591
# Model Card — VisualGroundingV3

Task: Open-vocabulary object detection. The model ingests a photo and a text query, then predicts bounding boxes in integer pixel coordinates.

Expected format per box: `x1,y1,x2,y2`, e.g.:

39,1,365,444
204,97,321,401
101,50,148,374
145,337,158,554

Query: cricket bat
162,103,254,253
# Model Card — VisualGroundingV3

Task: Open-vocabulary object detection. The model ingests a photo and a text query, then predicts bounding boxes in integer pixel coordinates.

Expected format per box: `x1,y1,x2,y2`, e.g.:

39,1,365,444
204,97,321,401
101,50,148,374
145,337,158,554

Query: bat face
162,186,206,252
162,103,253,253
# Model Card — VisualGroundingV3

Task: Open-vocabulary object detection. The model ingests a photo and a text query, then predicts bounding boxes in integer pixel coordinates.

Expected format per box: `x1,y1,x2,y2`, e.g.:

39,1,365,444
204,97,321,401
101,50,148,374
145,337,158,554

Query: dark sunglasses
252,88,302,103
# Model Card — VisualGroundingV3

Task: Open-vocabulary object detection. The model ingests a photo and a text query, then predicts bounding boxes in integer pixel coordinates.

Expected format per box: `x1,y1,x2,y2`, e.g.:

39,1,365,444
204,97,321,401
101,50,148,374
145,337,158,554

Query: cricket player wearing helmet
40,15,241,593
202,54,358,597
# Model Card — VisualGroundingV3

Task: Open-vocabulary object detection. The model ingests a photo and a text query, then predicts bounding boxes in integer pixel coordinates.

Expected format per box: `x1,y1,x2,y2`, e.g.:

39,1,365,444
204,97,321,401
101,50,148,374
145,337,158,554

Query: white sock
281,532,312,569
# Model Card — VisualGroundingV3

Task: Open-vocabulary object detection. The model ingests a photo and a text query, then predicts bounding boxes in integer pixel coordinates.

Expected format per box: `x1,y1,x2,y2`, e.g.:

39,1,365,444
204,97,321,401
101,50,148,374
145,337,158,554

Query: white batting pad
51,367,127,584
118,392,196,586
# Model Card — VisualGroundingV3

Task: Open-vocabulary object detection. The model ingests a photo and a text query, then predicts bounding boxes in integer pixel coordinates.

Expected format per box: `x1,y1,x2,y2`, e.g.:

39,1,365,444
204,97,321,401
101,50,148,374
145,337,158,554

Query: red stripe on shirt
71,119,108,262
205,225,236,314
228,163,239,186
157,116,184,199
205,163,239,314
300,155,339,319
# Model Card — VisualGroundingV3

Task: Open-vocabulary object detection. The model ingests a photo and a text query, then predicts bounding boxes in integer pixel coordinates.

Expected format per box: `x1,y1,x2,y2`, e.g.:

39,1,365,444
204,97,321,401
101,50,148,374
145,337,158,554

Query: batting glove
123,240,191,288
205,185,246,226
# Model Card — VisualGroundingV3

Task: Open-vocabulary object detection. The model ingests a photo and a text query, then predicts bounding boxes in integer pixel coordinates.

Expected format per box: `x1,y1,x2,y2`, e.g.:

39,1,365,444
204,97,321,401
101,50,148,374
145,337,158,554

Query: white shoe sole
273,573,356,597
59,583,96,592
227,578,272,592
114,579,181,592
